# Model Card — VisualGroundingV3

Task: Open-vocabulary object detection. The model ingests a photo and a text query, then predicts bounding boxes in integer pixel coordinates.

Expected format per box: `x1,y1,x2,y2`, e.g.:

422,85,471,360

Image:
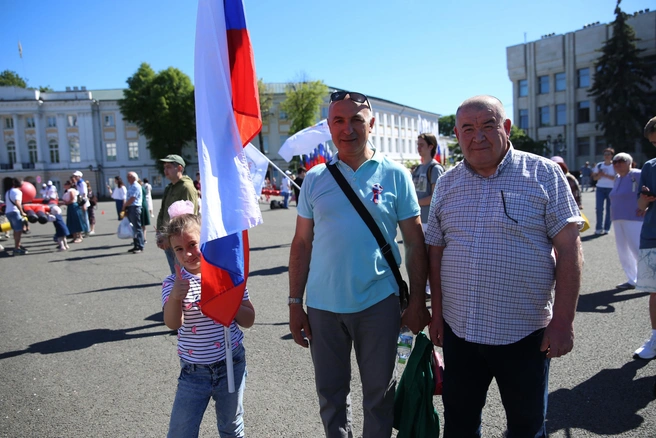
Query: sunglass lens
330,91,347,102
330,91,368,105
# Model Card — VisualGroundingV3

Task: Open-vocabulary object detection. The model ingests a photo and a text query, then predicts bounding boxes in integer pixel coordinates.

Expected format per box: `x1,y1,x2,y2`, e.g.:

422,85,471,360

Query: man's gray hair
128,171,140,181
456,95,507,124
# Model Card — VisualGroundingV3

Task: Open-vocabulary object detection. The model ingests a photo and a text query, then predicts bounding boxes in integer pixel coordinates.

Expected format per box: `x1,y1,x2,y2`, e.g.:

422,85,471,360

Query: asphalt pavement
0,191,655,438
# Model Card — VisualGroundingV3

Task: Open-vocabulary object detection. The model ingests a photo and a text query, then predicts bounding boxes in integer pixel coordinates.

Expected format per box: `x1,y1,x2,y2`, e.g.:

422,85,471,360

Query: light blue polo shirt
297,149,420,313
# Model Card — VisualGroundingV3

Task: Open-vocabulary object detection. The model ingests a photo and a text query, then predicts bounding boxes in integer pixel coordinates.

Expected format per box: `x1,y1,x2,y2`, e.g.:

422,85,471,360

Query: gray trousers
308,294,400,438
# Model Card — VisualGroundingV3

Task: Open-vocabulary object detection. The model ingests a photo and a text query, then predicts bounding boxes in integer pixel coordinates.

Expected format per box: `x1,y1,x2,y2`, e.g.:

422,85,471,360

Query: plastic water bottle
397,327,413,364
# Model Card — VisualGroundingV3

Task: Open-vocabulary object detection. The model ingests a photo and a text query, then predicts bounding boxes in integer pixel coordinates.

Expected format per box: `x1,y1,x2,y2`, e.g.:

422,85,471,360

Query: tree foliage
589,0,655,155
280,79,328,135
509,125,549,156
257,79,273,153
438,114,455,136
0,70,27,88
119,63,196,165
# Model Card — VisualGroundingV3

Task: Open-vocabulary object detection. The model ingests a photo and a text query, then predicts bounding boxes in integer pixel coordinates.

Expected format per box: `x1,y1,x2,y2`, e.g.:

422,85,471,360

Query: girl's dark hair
63,180,72,187
165,214,201,243
115,176,124,188
143,178,149,184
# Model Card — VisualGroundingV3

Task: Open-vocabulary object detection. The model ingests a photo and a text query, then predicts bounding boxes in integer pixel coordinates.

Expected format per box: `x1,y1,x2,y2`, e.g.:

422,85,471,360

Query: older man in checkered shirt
426,95,583,438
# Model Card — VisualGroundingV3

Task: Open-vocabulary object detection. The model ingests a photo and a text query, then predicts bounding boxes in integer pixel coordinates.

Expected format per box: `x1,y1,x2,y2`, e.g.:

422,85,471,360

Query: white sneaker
634,337,656,360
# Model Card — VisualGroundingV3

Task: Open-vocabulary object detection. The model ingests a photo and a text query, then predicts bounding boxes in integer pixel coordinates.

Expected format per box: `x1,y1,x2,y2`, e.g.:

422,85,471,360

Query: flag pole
246,143,301,191
224,325,235,393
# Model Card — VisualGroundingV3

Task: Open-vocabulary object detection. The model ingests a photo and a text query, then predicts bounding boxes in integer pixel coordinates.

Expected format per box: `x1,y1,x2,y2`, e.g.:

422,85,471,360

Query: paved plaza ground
1,191,655,437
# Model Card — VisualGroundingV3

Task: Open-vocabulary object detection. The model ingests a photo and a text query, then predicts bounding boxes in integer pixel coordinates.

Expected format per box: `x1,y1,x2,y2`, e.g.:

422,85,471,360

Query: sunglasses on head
330,91,371,108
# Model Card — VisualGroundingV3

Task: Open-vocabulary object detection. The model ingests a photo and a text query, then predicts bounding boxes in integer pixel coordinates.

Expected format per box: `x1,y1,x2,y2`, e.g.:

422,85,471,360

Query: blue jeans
442,323,550,438
115,200,124,220
282,191,290,209
126,206,144,250
168,344,247,438
595,187,612,232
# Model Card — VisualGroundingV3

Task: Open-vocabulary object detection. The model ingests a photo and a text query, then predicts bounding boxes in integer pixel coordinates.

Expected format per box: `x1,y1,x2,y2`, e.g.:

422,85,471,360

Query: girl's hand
169,265,189,302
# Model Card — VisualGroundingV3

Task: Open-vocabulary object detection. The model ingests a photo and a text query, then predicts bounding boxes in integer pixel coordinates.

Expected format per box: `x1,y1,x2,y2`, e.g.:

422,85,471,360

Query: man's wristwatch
288,297,303,305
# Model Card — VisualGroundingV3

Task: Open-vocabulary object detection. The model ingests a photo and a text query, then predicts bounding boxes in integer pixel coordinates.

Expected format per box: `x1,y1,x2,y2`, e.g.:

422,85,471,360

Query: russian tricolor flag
194,0,262,327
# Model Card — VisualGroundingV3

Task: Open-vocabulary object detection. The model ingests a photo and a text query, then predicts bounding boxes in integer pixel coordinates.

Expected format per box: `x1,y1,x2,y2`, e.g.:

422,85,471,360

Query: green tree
119,63,196,166
589,0,655,155
510,125,549,156
438,114,455,137
38,86,54,93
280,79,328,135
0,70,27,88
257,79,273,153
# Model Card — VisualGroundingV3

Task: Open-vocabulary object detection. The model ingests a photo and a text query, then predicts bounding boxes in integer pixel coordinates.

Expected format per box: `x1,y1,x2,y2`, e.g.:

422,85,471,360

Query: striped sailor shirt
162,268,247,364
425,146,582,345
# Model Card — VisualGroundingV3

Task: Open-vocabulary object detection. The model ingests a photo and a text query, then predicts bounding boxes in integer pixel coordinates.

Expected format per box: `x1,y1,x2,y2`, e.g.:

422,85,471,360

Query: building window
49,139,59,163
69,138,81,162
128,141,139,160
577,101,590,123
26,117,35,128
555,73,566,91
519,79,528,97
5,118,14,129
104,114,115,127
321,107,329,119
538,76,549,94
6,141,16,165
123,118,136,127
518,109,529,130
577,68,590,88
106,142,117,161
279,110,288,120
261,136,269,154
67,115,77,127
556,104,566,126
577,137,591,156
27,140,38,163
538,106,550,127
47,116,57,127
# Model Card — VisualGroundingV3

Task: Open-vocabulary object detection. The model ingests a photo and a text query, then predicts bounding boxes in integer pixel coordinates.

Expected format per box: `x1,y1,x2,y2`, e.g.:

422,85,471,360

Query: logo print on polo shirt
372,184,384,204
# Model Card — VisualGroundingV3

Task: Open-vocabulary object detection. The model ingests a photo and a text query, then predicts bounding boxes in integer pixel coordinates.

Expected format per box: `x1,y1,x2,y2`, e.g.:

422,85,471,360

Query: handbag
326,163,410,312
117,217,133,239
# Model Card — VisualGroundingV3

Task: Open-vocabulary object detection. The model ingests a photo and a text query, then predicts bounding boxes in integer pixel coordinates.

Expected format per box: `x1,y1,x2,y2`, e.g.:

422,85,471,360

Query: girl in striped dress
161,205,255,438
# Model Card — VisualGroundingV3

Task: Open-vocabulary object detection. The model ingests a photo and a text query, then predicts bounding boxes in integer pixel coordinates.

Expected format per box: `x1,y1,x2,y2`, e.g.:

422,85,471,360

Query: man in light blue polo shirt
288,90,430,438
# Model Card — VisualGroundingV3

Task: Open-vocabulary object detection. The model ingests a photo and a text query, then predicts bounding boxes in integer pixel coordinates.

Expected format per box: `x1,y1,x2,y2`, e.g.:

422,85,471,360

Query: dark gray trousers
308,294,400,438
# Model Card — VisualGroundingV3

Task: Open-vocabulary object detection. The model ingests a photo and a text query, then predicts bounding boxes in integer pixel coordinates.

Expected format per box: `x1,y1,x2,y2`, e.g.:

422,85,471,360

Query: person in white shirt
45,181,58,202
592,148,617,235
2,177,28,255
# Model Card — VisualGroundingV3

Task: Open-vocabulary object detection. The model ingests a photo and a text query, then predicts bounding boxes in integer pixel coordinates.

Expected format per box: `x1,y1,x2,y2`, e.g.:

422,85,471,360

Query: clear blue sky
1,0,653,117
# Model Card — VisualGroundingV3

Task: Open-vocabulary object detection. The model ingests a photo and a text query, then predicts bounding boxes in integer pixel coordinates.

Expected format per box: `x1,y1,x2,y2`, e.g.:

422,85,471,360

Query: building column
34,114,47,168
57,114,70,163
12,115,23,168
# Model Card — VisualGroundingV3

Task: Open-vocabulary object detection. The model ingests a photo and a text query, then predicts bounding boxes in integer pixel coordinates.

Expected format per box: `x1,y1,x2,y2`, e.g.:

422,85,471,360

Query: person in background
140,178,151,245
551,156,582,209
633,117,656,360
580,162,593,192
292,167,306,206
86,181,97,235
40,183,48,199
143,178,154,218
3,177,28,255
62,180,87,243
281,170,292,209
108,176,127,220
609,152,643,291
45,181,59,204
156,154,199,274
72,171,90,236
122,171,144,254
592,148,617,235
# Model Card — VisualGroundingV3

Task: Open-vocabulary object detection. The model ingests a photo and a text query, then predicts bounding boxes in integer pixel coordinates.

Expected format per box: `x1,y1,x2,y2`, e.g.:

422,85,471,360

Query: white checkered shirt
425,146,582,345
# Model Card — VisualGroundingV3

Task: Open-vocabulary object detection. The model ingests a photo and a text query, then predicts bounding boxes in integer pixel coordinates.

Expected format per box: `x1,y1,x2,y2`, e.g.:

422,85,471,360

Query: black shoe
616,282,636,290
127,247,137,253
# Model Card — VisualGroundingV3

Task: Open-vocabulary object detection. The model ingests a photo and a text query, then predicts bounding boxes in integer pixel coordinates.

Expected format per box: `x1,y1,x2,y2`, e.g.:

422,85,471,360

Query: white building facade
506,8,655,168
1,84,440,196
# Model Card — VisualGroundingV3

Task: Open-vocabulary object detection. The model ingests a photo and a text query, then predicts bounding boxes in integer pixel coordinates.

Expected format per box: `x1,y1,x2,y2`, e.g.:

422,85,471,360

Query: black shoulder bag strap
326,162,409,311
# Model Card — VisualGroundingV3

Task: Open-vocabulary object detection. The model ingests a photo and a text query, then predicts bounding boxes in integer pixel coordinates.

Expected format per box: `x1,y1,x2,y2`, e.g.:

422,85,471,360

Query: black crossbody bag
326,163,409,312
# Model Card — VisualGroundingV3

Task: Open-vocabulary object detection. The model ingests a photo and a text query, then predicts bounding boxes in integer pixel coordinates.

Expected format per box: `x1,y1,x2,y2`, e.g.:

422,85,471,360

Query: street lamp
546,134,567,157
